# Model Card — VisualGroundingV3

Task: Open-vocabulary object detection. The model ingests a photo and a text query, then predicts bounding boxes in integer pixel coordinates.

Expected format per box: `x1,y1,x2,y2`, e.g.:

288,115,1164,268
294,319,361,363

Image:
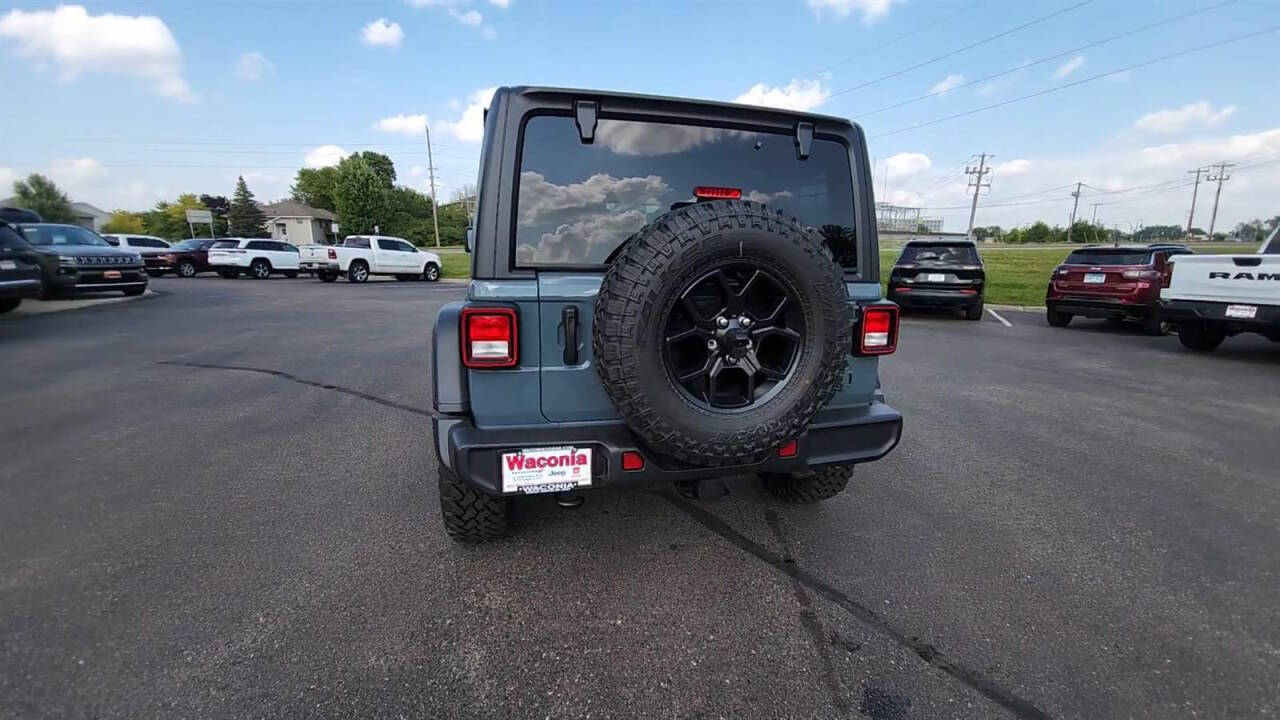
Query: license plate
1225,304,1257,319
104,270,122,279
0,260,14,270
501,446,593,494
1084,273,1106,283
926,273,946,282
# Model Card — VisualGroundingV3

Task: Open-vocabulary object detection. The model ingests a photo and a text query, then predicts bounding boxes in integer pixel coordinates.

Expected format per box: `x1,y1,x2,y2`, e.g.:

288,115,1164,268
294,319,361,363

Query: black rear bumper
889,287,982,309
1160,298,1280,330
1047,297,1157,320
434,402,903,496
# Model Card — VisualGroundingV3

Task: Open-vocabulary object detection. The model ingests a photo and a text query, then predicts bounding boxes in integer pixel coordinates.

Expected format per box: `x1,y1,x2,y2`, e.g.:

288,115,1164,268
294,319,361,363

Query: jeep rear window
1065,250,1152,265
514,116,857,268
899,244,978,264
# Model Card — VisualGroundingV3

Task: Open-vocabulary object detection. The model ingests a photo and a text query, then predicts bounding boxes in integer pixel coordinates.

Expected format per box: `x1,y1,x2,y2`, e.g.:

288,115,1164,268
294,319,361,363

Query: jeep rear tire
438,464,510,542
761,463,854,503
593,199,853,466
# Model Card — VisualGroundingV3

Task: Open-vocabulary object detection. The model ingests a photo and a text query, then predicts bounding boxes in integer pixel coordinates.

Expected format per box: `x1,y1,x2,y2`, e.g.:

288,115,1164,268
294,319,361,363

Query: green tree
199,194,231,236
103,210,146,234
1024,221,1054,244
290,167,339,211
227,177,268,237
140,194,208,240
349,151,396,187
383,186,435,244
334,157,390,236
11,173,75,223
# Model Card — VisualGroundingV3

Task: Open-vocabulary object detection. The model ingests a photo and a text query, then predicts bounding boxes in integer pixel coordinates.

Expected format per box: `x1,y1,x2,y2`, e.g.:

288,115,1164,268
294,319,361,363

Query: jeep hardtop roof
502,85,858,129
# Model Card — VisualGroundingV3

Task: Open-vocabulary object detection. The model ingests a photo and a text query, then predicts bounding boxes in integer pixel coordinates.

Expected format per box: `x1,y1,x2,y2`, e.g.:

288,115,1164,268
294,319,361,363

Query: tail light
461,307,518,368
1161,268,1172,289
856,305,899,356
327,248,337,260
1055,267,1070,277
1122,269,1160,280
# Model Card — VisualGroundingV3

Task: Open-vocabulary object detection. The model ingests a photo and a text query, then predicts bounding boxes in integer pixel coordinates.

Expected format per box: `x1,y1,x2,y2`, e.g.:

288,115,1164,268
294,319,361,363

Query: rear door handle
563,306,579,365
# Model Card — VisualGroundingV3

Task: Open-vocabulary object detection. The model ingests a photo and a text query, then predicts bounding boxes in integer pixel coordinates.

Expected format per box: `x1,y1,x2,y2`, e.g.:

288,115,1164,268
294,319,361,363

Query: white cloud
361,18,404,48
488,0,511,6
481,26,497,40
1134,102,1237,134
438,87,497,142
0,5,194,101
53,157,108,185
994,159,1032,176
1138,128,1279,168
514,171,669,264
449,8,484,26
807,0,900,23
410,165,427,179
929,74,964,96
235,51,270,81
304,145,350,169
373,113,428,137
1053,55,1085,79
885,152,931,179
733,78,830,112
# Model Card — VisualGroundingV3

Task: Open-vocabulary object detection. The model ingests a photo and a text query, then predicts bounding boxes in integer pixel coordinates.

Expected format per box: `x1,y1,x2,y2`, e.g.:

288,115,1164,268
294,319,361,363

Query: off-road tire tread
438,464,510,542
593,199,853,465
762,463,854,504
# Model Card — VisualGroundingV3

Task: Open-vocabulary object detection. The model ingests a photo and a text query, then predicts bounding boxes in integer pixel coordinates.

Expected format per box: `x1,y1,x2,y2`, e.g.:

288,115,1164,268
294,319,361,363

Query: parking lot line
986,308,1014,327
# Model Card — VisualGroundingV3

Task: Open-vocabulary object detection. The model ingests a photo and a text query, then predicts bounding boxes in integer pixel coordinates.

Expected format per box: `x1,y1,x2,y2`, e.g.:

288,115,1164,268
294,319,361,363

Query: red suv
162,238,224,278
1045,244,1193,335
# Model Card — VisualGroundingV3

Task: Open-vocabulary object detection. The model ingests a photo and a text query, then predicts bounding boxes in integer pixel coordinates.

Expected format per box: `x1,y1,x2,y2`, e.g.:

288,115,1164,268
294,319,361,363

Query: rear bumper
1047,296,1157,319
435,402,903,496
889,287,982,308
300,261,340,272
1160,298,1280,330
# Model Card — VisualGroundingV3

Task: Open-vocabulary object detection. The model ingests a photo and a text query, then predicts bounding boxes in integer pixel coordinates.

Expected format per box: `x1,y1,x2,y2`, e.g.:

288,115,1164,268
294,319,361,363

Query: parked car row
111,234,444,283
1045,236,1279,352
884,235,1278,354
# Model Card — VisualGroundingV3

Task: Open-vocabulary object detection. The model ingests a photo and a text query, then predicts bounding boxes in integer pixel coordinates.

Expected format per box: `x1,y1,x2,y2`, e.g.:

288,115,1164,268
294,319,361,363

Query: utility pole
1205,162,1233,240
1091,203,1101,224
1066,182,1083,244
424,117,442,248
1185,167,1205,237
964,153,992,241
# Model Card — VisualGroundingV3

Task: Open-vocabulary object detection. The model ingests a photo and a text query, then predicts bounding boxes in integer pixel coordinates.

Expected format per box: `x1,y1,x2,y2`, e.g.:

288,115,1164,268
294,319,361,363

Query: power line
851,0,1238,119
829,0,1096,100
871,25,1280,139
811,1,987,76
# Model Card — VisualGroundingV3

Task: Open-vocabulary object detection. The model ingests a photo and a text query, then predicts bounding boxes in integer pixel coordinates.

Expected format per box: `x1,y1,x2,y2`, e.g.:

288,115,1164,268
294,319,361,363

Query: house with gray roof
260,200,339,246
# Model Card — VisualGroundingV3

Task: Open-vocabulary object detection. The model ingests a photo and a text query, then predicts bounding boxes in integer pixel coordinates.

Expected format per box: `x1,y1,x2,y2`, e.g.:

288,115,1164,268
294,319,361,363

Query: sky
1,0,1277,234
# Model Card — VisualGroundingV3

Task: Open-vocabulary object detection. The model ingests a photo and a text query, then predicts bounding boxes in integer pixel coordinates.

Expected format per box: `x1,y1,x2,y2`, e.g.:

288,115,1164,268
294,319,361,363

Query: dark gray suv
16,223,147,298
431,87,902,541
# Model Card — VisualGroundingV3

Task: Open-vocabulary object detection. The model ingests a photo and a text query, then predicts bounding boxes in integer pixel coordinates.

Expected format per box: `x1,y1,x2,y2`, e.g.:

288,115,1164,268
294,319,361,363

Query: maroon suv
1045,244,1193,335
162,238,223,277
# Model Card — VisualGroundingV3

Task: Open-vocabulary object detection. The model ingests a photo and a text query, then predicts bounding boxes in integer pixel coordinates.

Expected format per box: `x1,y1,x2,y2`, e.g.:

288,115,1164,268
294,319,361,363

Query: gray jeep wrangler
431,87,903,542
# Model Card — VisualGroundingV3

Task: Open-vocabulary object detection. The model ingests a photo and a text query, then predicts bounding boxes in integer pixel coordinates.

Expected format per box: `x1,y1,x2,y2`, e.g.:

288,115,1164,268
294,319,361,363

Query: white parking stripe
986,308,1013,327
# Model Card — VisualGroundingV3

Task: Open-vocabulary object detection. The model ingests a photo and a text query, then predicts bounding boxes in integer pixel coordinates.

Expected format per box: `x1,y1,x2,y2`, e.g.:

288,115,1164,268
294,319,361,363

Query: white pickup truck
299,235,442,283
1160,228,1280,351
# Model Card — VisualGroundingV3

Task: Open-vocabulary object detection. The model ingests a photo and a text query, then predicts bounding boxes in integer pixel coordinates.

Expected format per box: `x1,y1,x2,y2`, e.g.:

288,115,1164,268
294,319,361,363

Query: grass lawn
437,251,471,279
879,243,1260,307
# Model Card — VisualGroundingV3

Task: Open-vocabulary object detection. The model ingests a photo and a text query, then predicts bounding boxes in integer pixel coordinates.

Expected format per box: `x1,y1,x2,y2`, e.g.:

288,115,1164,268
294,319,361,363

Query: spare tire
593,199,852,466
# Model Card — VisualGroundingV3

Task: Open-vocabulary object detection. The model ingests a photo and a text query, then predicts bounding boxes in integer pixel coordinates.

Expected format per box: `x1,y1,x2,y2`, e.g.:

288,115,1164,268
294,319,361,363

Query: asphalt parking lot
2,277,1278,719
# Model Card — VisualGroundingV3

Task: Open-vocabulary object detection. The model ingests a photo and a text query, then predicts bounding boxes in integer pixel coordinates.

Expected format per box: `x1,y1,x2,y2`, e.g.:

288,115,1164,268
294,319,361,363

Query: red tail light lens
778,440,798,458
693,185,742,200
461,307,518,368
621,451,645,471
1122,269,1160,280
858,305,899,356
327,248,337,260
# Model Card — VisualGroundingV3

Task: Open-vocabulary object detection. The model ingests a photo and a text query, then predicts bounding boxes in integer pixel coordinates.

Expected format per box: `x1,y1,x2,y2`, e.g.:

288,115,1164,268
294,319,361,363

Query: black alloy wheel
662,263,804,411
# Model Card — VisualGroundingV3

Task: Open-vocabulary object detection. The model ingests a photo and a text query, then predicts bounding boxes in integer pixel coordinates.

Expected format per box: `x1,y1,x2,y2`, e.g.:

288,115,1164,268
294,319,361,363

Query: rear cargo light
622,451,645,471
693,185,742,200
461,307,518,368
327,248,337,260
858,305,899,356
778,440,798,458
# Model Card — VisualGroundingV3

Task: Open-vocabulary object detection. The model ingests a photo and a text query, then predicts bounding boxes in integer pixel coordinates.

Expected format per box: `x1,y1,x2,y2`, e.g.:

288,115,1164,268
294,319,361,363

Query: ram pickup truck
1160,229,1280,351
299,235,442,283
